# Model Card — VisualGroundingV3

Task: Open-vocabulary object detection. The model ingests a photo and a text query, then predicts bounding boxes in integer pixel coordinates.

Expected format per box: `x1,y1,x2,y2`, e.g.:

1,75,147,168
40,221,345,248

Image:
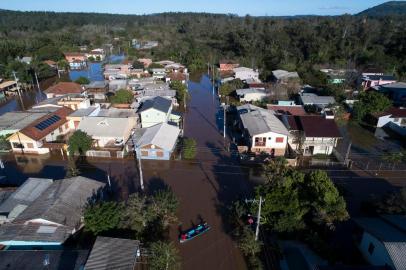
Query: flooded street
0,74,250,270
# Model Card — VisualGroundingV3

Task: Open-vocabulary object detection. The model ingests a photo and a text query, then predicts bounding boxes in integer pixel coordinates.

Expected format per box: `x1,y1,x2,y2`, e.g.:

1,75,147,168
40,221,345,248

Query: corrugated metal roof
134,122,180,151
237,104,288,136
14,176,105,228
85,236,140,270
0,178,53,217
137,96,172,114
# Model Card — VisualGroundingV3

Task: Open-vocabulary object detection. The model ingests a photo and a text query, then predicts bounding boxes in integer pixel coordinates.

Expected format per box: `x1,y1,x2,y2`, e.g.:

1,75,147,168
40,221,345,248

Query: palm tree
149,241,180,270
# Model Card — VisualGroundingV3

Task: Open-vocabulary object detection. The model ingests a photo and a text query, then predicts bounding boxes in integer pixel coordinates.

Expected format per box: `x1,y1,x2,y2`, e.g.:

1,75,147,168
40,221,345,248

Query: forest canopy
1,10,406,82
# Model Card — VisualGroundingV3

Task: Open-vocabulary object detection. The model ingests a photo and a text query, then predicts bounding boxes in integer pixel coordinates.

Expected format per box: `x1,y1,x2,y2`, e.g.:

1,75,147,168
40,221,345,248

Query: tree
0,135,11,150
88,56,95,62
219,79,244,97
75,76,90,85
258,164,348,232
68,130,93,156
352,91,392,122
132,60,145,69
149,241,180,270
150,188,179,227
303,170,349,229
374,187,406,214
84,201,123,235
262,157,289,186
148,63,164,69
170,80,188,106
238,227,263,257
120,193,151,235
182,138,196,160
110,89,134,104
382,151,406,169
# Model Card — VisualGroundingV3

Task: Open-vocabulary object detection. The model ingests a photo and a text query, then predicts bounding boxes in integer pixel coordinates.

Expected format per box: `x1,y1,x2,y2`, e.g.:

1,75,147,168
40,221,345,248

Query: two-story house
138,96,174,128
64,53,87,70
237,104,289,156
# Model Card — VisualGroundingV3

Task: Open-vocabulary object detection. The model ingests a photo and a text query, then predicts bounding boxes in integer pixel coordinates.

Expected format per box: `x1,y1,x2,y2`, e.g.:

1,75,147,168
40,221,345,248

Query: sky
0,0,399,16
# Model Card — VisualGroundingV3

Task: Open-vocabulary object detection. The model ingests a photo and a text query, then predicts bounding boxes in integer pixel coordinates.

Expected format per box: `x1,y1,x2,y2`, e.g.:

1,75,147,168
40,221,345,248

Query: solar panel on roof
34,115,61,131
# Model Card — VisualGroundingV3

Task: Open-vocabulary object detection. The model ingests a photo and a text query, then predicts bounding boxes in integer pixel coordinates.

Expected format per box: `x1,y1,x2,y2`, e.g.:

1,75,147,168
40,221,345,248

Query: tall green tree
75,76,90,85
149,241,181,270
150,188,179,227
352,91,392,122
68,130,93,156
84,202,123,235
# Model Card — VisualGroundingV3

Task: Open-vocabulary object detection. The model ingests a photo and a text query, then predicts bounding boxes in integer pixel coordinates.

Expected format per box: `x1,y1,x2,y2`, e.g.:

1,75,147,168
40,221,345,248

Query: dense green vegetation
109,89,134,104
352,91,392,122
182,138,197,160
1,9,406,84
68,130,93,156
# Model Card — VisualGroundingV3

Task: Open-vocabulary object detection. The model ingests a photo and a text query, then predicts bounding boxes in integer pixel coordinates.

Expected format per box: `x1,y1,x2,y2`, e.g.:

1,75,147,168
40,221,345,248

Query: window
12,142,24,149
141,151,148,156
368,243,375,255
26,143,34,149
254,137,266,147
276,137,284,143
59,127,63,133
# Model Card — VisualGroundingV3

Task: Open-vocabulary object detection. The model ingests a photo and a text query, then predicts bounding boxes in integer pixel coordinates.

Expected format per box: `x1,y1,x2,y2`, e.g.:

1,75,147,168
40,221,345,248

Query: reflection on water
69,54,126,82
0,90,46,116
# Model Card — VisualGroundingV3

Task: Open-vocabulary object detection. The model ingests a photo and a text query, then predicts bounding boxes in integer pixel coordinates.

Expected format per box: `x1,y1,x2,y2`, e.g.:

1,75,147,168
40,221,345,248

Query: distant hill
358,1,406,16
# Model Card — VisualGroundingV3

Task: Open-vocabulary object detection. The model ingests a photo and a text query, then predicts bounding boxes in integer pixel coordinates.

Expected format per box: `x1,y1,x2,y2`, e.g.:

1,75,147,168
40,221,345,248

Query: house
233,67,260,82
56,95,91,110
104,64,132,80
361,74,397,90
0,178,53,224
64,53,87,69
17,56,32,65
132,122,180,160
0,176,105,249
219,60,239,71
236,88,268,102
165,63,186,73
8,107,73,154
151,68,166,79
138,58,152,68
0,250,89,270
237,104,289,156
283,115,341,156
375,82,406,107
67,106,100,130
165,71,187,84
0,80,18,97
86,48,105,61
44,82,85,99
85,81,108,101
138,96,173,128
77,113,137,148
267,104,307,116
85,236,140,270
108,79,128,92
0,112,48,136
299,93,336,109
354,215,406,270
272,70,300,84
375,107,406,136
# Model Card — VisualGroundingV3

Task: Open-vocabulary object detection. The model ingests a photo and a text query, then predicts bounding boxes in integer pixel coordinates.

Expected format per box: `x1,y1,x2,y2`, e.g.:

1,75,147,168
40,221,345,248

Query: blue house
376,82,406,107
133,122,180,160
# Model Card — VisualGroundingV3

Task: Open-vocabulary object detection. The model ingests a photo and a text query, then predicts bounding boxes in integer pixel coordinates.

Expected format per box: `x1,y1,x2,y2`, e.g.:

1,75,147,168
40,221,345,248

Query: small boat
179,222,211,243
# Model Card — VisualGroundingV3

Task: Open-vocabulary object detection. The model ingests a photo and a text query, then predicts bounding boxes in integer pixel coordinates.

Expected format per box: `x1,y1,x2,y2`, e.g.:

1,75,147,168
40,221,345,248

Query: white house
77,115,137,148
236,88,268,102
287,115,341,156
376,107,406,136
237,104,288,156
272,69,300,83
137,96,173,128
354,215,406,270
151,68,166,79
233,67,260,82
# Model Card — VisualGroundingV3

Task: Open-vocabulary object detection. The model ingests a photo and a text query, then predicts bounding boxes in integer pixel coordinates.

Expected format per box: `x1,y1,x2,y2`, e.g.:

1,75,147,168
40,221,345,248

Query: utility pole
255,196,263,241
344,140,352,167
212,64,215,96
34,70,40,91
137,149,144,191
12,71,22,97
207,62,210,75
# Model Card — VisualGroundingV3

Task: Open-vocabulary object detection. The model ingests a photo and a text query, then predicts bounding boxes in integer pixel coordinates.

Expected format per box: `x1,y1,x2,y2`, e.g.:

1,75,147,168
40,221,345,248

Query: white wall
252,132,287,149
239,93,267,102
140,107,171,128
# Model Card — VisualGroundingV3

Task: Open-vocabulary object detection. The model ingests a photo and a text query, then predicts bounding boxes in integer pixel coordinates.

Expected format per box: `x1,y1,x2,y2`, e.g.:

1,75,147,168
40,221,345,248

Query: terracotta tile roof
378,107,406,118
167,72,186,81
299,115,341,138
45,82,84,95
20,107,73,141
268,105,307,116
